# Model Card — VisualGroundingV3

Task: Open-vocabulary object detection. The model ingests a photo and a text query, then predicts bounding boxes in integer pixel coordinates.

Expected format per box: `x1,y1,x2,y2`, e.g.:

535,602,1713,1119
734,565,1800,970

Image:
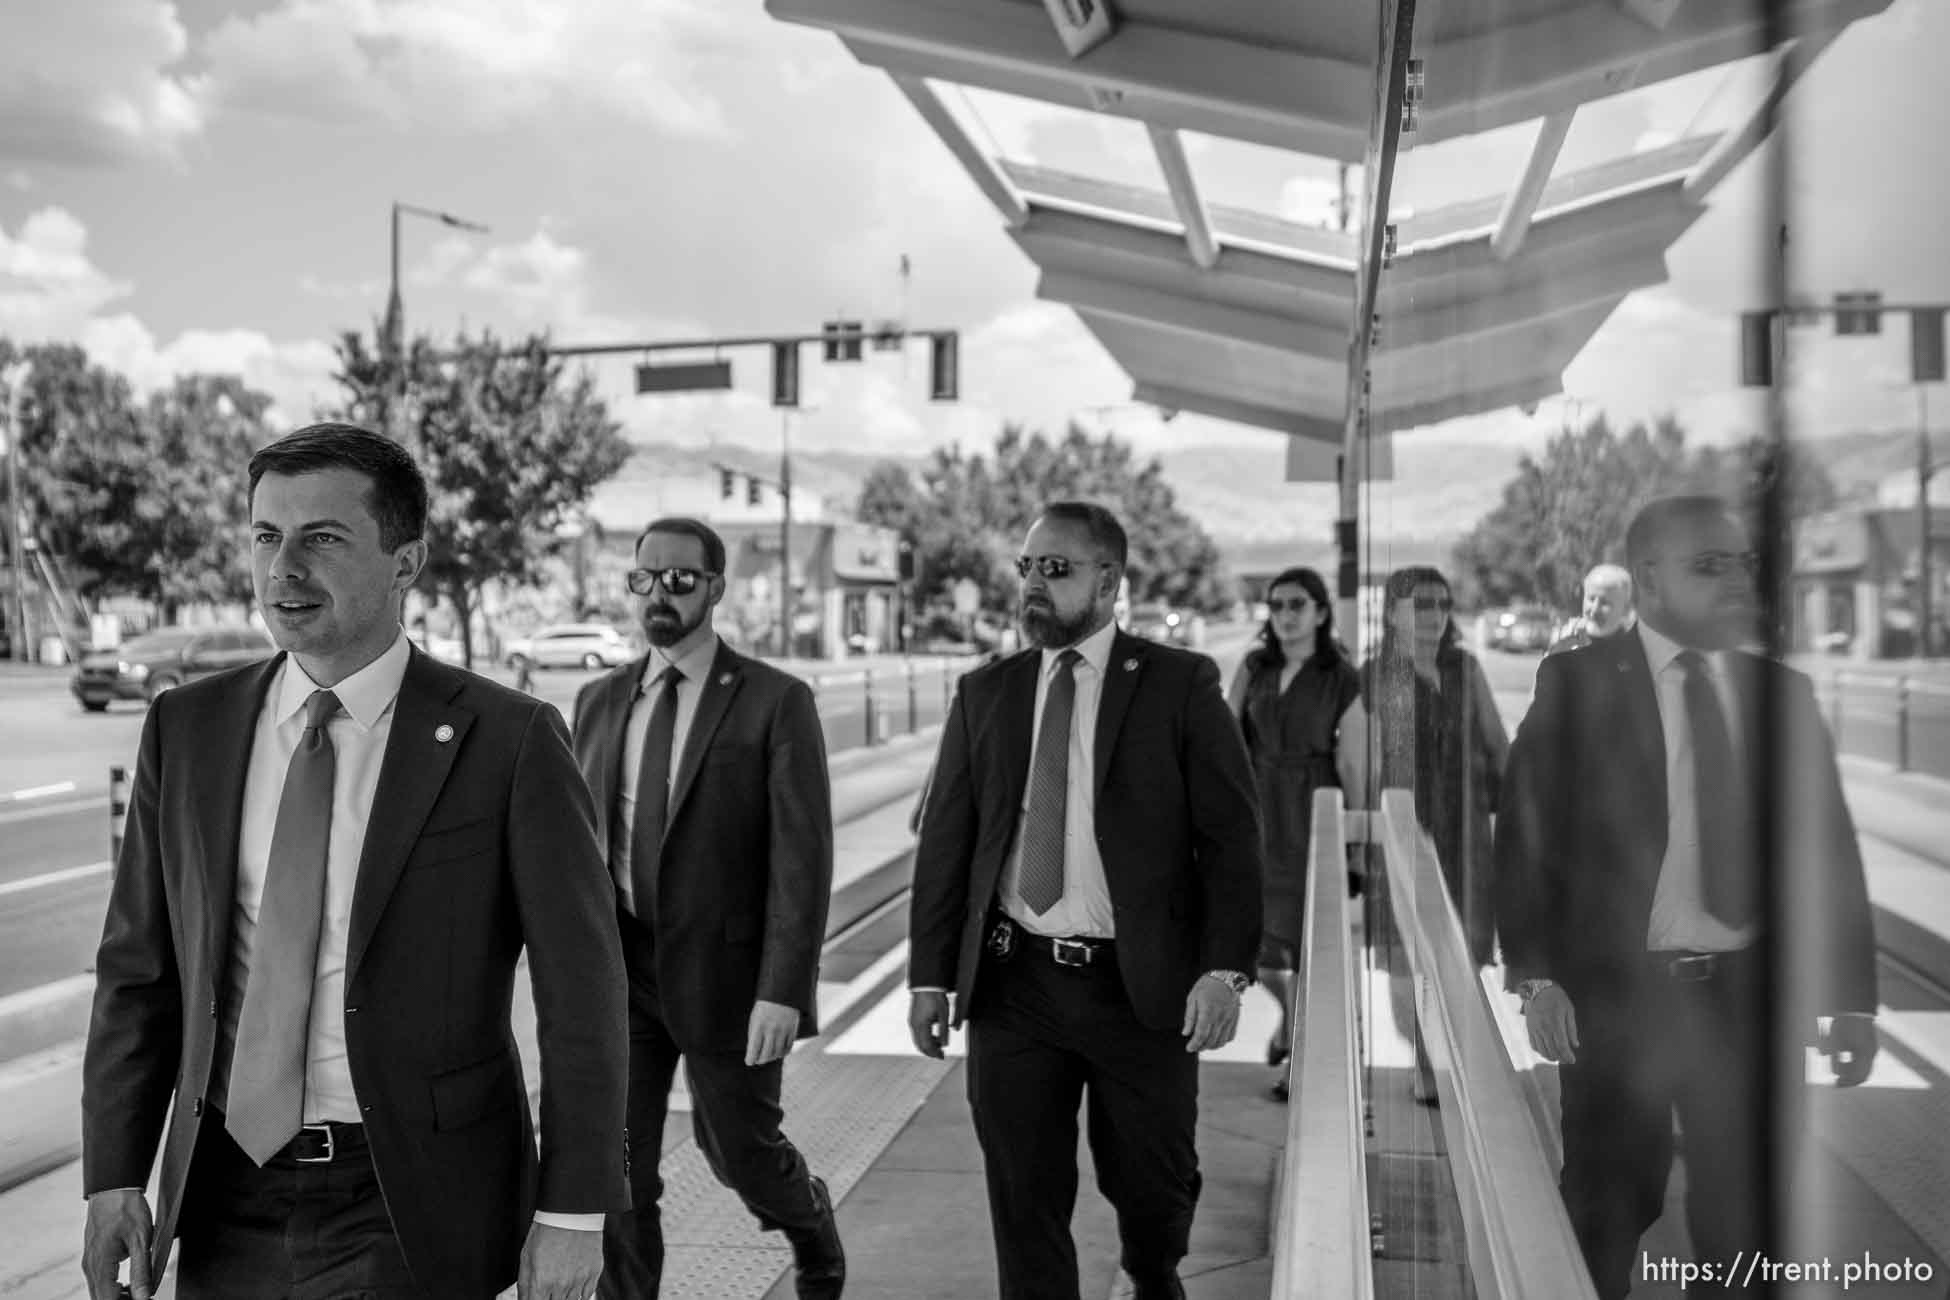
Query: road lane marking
0,860,111,897
0,973,95,1018
0,781,77,804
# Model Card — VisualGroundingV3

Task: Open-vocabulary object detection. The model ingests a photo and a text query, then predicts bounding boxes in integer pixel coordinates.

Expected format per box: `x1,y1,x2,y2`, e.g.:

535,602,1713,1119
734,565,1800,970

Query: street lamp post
3,361,30,662
780,408,793,659
1916,384,1944,659
386,202,490,437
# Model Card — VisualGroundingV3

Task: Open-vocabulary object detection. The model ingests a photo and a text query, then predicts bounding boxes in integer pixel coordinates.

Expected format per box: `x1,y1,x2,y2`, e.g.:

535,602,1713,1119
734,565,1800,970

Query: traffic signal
1914,308,1947,383
822,320,864,363
719,467,736,500
898,539,916,582
929,331,959,402
771,340,800,408
1834,291,1882,337
747,476,763,507
1739,311,1777,388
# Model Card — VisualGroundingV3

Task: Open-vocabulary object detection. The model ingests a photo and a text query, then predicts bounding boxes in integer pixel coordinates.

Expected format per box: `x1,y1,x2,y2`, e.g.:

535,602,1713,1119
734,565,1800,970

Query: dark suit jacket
571,641,833,1054
81,648,632,1296
1493,629,1877,1021
908,632,1263,1032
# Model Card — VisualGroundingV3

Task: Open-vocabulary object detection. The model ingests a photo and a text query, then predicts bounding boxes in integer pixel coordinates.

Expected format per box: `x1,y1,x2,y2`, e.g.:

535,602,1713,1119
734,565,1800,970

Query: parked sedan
1487,604,1558,653
503,623,635,672
71,624,276,711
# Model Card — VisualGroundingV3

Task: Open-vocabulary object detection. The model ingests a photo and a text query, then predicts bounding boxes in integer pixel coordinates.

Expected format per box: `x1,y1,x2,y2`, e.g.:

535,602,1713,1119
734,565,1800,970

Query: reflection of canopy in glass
767,0,1893,479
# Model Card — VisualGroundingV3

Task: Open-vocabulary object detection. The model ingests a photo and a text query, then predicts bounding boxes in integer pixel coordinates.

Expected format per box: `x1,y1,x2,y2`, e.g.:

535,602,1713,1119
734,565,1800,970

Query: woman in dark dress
1360,565,1509,1101
1226,566,1367,1100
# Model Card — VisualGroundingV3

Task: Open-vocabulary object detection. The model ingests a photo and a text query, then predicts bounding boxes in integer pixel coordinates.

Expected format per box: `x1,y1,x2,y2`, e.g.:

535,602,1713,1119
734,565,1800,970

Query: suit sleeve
1780,673,1878,1016
82,696,184,1195
909,678,979,989
1493,652,1570,987
507,702,631,1215
1181,655,1263,974
758,679,834,1019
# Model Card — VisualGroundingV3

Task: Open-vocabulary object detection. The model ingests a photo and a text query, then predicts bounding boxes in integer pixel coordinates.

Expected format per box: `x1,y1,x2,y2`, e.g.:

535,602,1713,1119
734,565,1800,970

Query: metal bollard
863,669,878,747
109,763,129,865
1897,676,1911,772
906,660,919,734
1829,670,1844,747
942,661,953,716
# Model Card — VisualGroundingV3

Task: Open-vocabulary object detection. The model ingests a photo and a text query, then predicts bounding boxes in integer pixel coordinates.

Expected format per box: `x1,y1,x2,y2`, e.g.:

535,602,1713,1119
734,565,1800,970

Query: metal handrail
1271,789,1372,1299
1378,789,1596,1300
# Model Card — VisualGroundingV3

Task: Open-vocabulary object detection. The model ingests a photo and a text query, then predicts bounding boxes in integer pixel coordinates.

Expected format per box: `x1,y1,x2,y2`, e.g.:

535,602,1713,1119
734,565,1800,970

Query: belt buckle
1051,938,1090,968
295,1123,336,1164
1668,954,1717,982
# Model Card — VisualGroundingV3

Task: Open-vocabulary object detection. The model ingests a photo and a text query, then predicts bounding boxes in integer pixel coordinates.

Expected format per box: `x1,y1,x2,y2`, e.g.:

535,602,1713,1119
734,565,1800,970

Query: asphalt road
0,657,967,1003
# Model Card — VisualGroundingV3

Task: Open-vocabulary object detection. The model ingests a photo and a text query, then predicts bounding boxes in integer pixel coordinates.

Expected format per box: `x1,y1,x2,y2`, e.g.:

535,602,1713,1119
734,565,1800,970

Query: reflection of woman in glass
1361,565,1509,1101
1226,567,1367,1101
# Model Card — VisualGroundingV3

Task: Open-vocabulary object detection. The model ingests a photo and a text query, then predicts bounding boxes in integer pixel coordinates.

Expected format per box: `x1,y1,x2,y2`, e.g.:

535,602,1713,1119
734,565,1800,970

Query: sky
1,0,1946,484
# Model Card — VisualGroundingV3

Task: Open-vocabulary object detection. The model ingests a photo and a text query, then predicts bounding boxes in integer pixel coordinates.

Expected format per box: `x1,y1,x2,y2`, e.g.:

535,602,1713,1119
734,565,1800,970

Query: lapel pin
434,724,454,743
719,672,733,686
1123,658,1139,672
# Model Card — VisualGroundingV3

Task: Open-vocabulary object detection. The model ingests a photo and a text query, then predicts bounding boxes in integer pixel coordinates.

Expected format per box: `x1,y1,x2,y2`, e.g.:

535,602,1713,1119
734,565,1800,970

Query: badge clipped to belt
986,915,1018,962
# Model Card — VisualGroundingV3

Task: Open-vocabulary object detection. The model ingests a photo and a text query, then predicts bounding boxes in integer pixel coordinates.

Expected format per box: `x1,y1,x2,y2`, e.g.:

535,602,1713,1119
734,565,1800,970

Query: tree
857,424,1232,618
141,375,275,617
331,326,631,667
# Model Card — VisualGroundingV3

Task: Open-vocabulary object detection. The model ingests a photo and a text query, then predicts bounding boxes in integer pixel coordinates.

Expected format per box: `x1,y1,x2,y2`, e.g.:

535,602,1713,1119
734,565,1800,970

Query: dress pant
1558,948,1792,1300
966,938,1201,1300
175,1112,425,1300
600,912,826,1299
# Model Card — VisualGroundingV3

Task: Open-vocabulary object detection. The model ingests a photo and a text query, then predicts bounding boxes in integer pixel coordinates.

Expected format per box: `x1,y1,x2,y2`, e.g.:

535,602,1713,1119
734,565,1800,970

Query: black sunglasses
1015,555,1108,580
1412,596,1453,613
1268,597,1314,614
627,567,712,596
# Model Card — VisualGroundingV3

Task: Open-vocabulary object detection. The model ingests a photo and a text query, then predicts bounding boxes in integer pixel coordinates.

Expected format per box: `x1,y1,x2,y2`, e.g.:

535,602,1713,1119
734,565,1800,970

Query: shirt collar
1636,619,1721,681
273,628,411,731
641,627,720,691
1042,618,1118,679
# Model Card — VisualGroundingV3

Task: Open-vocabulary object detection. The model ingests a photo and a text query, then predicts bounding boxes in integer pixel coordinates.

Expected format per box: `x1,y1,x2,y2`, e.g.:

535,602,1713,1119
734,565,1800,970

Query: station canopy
767,0,1893,479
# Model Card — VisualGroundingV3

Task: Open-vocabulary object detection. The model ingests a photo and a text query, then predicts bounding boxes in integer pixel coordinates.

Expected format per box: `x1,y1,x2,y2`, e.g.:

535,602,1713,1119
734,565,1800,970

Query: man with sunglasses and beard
570,517,845,1299
907,501,1262,1300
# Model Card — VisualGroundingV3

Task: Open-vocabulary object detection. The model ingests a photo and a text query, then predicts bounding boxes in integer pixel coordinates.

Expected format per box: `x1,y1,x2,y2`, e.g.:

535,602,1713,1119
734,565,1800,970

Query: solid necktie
629,667,684,919
226,688,339,1165
1017,650,1080,916
1678,651,1756,927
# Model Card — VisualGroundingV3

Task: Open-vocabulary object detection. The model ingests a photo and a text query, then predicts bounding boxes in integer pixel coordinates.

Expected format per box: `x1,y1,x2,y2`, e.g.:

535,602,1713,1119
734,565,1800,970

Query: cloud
0,0,207,166
201,0,739,138
1,207,334,424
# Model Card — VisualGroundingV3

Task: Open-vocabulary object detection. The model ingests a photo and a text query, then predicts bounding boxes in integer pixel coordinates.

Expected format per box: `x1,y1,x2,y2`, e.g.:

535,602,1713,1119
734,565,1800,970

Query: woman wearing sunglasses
1225,566,1367,1102
1360,565,1510,1103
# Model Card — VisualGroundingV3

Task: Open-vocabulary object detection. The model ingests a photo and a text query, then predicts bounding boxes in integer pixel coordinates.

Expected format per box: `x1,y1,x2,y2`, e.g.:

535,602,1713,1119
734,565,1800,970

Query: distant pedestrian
1547,563,1635,656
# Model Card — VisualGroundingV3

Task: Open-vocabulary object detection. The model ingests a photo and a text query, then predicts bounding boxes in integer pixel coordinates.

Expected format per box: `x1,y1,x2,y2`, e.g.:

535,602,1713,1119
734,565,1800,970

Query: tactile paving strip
659,1048,954,1297
1807,1033,1950,1264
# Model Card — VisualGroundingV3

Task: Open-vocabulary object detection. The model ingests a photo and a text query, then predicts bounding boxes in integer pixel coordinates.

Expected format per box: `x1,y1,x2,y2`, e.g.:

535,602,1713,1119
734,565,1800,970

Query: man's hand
1824,1014,1878,1087
81,1189,153,1300
908,991,952,1059
518,1222,603,1300
1523,985,1579,1065
1182,977,1241,1053
746,1000,801,1067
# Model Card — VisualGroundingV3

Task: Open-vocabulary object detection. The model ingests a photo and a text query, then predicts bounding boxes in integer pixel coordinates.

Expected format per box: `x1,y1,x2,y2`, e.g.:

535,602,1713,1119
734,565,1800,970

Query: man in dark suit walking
571,516,844,1299
907,501,1262,1300
81,423,630,1299
1496,494,1879,1300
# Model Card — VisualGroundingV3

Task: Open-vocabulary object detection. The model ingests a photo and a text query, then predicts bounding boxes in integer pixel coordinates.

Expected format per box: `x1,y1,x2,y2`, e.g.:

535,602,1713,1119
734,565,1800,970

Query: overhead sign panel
636,360,732,394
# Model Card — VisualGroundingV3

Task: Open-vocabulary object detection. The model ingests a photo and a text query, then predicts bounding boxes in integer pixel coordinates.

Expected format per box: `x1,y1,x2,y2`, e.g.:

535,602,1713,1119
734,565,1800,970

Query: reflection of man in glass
1496,495,1878,1300
1547,564,1634,655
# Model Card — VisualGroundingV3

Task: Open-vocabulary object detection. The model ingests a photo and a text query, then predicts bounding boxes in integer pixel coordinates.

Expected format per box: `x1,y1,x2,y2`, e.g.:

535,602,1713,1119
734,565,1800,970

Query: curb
0,977,94,1066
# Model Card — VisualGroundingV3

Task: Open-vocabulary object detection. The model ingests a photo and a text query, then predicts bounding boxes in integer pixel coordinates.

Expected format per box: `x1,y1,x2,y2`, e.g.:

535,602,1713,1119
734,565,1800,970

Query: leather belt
280,1121,368,1165
1023,934,1115,968
1648,949,1752,983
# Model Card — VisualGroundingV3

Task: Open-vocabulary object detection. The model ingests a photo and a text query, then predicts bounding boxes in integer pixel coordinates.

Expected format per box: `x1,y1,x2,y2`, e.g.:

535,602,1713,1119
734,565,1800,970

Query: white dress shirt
613,627,721,915
1000,619,1119,939
1637,621,1759,953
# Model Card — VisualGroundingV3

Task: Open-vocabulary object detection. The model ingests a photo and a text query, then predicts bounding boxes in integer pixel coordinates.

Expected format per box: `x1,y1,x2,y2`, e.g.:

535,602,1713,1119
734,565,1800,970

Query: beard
1019,595,1097,649
642,602,704,648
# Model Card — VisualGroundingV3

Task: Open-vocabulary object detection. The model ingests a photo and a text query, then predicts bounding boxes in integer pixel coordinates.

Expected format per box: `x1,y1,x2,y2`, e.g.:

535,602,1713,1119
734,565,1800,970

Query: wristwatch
1202,970,1251,997
1516,978,1556,1006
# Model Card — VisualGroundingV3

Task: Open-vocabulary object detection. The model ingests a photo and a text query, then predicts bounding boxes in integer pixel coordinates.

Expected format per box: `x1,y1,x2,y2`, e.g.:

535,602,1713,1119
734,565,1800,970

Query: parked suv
72,624,276,711
503,623,634,672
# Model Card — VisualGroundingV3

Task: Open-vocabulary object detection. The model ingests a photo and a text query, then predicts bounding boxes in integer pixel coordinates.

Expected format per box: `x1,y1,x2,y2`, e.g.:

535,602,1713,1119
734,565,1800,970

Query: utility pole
3,360,29,662
1919,383,1937,658
780,409,794,659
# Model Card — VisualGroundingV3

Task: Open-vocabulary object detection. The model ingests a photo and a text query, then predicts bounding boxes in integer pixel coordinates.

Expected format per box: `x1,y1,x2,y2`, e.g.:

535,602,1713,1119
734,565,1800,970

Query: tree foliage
1451,412,1839,619
855,422,1230,614
1,339,271,614
330,326,631,666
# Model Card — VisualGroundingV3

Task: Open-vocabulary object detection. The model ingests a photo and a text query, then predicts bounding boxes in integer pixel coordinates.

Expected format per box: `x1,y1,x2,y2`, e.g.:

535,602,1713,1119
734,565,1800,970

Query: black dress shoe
1129,1271,1186,1300
788,1176,846,1298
